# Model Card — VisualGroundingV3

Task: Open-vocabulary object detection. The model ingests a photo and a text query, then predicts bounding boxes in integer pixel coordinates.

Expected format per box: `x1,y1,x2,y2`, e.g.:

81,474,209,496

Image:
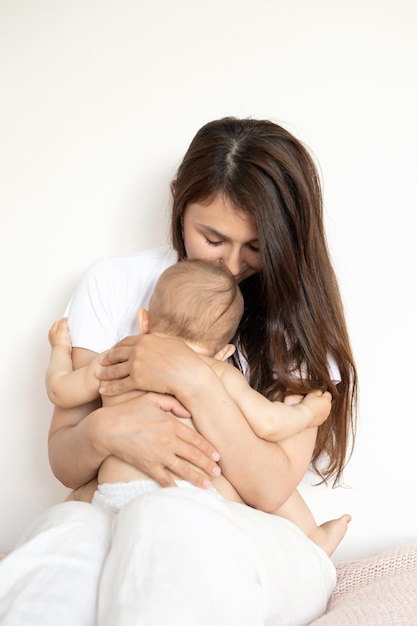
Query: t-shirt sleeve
64,247,177,354
327,352,341,384
64,258,122,353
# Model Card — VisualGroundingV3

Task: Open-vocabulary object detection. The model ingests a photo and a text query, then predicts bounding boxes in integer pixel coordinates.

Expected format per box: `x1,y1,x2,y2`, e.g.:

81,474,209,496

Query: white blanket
0,488,335,626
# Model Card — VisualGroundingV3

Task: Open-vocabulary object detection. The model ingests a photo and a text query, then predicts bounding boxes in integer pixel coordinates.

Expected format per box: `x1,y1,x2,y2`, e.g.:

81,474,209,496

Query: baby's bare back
97,357,243,503
97,389,150,484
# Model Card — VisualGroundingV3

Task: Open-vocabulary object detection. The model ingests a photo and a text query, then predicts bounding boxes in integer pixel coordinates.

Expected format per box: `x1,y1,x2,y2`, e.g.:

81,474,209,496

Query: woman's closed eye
205,237,223,247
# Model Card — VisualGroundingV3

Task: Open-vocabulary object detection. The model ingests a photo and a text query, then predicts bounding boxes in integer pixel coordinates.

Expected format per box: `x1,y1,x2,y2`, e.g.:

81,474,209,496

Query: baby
47,259,350,556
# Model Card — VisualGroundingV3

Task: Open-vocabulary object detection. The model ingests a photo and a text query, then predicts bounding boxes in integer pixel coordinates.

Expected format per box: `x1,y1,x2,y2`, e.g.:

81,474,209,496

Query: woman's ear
137,307,150,335
214,344,236,362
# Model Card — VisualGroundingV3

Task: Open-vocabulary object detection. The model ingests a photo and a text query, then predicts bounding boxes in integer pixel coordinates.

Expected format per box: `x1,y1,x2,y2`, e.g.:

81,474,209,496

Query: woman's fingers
146,459,213,490
175,419,220,463
97,347,132,386
100,393,221,489
127,437,220,490
99,334,204,397
99,376,134,396
156,428,222,489
99,344,133,366
96,345,136,393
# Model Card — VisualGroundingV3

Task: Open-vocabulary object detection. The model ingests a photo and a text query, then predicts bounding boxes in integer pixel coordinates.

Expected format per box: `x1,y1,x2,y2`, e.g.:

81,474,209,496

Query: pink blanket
309,542,417,624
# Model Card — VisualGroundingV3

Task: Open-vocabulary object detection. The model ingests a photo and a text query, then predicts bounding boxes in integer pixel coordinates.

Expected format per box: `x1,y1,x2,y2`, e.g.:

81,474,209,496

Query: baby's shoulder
204,356,240,383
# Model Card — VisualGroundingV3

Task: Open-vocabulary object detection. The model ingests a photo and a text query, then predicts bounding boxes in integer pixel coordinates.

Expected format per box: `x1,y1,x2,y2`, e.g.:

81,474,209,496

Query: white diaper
92,478,217,513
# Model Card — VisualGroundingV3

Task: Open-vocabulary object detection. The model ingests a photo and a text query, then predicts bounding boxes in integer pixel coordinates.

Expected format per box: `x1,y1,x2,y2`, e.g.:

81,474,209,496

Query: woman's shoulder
66,246,178,351
83,246,177,283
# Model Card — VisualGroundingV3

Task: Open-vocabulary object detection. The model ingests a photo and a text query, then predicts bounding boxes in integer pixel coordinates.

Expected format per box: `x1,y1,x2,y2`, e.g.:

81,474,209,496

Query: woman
0,117,357,626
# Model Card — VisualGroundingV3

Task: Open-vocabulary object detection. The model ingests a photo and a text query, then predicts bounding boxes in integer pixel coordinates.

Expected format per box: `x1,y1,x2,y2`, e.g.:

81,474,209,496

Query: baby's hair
148,260,244,355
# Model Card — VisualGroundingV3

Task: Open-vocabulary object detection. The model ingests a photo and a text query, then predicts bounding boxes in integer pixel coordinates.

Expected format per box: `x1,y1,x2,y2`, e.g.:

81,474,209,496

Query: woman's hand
97,392,221,488
49,390,221,491
96,334,208,398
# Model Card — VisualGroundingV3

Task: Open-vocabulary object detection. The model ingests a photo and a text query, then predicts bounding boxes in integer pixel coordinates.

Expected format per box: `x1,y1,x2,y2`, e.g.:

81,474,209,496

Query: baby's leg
275,490,318,537
273,490,351,557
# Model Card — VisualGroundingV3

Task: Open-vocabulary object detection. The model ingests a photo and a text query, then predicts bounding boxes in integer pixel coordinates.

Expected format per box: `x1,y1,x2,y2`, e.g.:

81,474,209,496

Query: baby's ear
137,308,150,335
214,344,236,362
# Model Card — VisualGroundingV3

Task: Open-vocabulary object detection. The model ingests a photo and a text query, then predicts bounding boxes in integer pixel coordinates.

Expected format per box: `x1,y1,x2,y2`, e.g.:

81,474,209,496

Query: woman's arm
48,347,221,491
98,335,319,512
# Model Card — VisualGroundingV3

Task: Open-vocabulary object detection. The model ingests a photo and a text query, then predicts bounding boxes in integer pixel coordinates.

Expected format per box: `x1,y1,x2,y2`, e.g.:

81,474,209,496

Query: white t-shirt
65,246,177,353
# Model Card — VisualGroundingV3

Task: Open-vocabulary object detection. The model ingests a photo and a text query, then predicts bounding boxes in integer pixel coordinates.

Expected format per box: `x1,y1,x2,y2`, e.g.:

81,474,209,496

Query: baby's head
148,260,244,356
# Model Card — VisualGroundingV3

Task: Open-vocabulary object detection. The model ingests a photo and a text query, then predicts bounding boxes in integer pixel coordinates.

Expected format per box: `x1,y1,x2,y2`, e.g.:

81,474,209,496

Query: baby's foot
310,514,352,556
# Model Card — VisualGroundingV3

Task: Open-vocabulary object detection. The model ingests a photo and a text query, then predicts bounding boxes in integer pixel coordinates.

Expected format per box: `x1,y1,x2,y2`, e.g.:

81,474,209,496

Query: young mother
0,118,357,626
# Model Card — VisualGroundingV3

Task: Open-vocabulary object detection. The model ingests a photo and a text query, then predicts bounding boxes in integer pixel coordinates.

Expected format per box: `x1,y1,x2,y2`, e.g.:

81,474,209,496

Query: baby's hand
301,390,332,427
48,317,72,349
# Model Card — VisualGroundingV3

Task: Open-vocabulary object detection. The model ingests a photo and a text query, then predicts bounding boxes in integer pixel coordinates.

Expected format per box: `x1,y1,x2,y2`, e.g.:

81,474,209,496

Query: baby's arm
220,365,331,442
46,317,102,409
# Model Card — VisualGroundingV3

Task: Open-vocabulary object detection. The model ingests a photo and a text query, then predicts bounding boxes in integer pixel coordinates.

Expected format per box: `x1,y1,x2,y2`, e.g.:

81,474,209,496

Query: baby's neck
184,340,213,357
151,331,212,358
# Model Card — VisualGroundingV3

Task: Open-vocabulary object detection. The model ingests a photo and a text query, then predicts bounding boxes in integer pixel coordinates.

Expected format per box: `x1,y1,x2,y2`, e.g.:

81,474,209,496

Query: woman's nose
220,250,243,276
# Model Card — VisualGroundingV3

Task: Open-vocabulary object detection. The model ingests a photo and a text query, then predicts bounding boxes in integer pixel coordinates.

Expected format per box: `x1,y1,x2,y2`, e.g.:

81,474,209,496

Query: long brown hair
171,117,358,485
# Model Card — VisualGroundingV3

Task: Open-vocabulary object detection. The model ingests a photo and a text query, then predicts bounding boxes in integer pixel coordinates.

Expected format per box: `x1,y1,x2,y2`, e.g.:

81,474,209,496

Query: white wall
1,0,416,562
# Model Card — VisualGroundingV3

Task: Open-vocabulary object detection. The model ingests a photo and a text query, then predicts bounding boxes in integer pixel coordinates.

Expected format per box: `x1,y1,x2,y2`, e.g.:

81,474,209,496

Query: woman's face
182,195,260,283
